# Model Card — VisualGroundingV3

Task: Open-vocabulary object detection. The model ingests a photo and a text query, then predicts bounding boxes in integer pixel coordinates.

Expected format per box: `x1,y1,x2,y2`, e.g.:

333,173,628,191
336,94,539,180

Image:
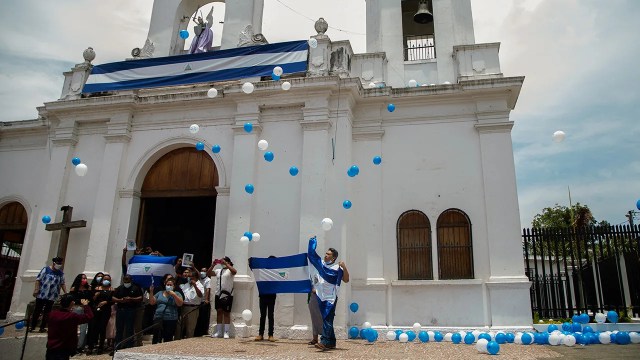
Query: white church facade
0,0,531,333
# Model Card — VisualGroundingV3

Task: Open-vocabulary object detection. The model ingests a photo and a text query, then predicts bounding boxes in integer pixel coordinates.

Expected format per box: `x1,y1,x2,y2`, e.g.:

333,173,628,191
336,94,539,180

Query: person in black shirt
69,273,92,353
112,275,143,352
86,274,113,355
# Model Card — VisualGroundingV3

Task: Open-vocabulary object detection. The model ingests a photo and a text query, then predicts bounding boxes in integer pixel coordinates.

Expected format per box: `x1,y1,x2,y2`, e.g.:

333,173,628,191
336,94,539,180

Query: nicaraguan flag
249,254,312,295
127,255,177,288
307,237,343,319
83,40,308,93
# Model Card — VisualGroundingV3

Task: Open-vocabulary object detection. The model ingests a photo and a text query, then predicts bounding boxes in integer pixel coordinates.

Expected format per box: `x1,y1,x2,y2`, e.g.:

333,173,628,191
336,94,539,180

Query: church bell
413,0,433,24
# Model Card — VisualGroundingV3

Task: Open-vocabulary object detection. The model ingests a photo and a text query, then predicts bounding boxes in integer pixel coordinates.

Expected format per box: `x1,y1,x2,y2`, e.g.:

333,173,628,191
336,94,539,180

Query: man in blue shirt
31,257,67,332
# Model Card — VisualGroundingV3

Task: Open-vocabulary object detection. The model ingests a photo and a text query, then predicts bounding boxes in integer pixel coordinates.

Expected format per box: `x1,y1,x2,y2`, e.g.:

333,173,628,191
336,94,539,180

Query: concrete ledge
0,333,47,359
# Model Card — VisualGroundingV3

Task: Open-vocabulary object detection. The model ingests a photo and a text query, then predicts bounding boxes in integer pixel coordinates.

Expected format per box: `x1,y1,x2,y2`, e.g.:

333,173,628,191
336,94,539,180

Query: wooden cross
45,206,87,263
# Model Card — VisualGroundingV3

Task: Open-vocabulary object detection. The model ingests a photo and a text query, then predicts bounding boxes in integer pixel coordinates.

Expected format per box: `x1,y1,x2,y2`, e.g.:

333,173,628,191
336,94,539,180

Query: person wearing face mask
112,275,143,352
194,267,212,337
149,278,183,343
86,274,113,355
90,272,105,291
69,274,92,353
175,269,204,340
31,257,67,333
207,256,237,339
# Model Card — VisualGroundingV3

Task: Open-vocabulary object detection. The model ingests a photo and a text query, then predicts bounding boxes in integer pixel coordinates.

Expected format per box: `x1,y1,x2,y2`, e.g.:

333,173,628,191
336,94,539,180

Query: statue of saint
188,6,214,54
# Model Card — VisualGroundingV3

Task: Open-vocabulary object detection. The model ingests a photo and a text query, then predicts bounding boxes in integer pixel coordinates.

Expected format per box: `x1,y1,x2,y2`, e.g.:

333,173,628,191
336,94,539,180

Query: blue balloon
418,330,429,343
487,341,500,355
495,333,506,344
348,326,359,339
616,331,631,345
521,332,533,345
582,325,593,333
42,215,51,224
360,328,368,339
576,333,588,345
212,144,221,153
264,151,274,162
272,73,281,81
406,330,416,342
349,302,359,313
179,29,189,39
243,232,253,240
343,200,352,209
434,332,443,342
464,333,475,344
195,142,205,151
350,165,360,176
372,156,382,165
610,333,617,343
505,333,515,343
572,314,580,324
366,329,378,343
636,199,640,211
289,166,299,176
547,324,558,333
244,122,253,133
387,103,395,112
395,329,403,340
71,157,81,166
245,184,254,194
589,333,599,344
562,322,571,331
479,333,491,342
579,313,590,324
607,310,619,323
451,333,462,344
15,321,25,330
0,326,4,336
571,323,582,332
539,332,549,345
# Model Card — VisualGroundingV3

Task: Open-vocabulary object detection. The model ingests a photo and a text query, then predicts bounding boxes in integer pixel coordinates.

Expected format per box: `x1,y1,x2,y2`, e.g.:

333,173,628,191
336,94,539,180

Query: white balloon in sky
552,130,566,143
273,66,284,76
252,233,260,242
321,218,333,231
242,82,254,94
257,140,269,151
207,88,218,98
75,163,88,176
189,124,200,134
240,236,250,243
281,81,291,91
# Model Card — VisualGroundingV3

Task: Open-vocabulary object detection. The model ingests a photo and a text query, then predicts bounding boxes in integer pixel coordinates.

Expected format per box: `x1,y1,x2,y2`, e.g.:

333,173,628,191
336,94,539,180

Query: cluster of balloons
189,124,221,153
349,322,379,343
516,329,640,347
71,156,88,176
240,232,260,243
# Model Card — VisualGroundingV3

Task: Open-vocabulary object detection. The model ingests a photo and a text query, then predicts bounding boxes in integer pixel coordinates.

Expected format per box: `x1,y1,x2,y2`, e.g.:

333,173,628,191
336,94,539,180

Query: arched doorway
136,147,218,269
0,201,27,319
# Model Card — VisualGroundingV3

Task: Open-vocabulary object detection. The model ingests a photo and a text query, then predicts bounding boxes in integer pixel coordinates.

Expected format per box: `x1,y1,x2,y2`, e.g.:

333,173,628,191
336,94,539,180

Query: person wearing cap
46,294,93,360
207,256,236,338
31,257,67,332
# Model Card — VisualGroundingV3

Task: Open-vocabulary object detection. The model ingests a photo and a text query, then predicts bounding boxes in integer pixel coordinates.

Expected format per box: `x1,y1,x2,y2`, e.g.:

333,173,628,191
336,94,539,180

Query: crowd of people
32,239,349,360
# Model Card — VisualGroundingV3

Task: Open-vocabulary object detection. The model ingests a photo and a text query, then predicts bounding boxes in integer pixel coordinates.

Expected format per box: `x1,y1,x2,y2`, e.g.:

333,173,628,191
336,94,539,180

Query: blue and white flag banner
249,253,312,295
83,40,309,93
127,255,177,289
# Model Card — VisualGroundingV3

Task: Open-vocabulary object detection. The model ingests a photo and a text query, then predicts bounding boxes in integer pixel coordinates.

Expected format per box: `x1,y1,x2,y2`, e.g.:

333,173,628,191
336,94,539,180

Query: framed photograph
182,253,194,267
126,239,137,251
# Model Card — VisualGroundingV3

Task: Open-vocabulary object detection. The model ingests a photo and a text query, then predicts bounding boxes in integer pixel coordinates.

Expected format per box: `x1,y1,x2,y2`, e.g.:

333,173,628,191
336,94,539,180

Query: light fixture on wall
414,0,433,24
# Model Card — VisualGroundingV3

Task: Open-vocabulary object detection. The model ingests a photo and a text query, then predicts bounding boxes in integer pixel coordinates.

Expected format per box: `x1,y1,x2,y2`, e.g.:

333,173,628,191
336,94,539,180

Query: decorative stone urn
83,47,96,63
314,17,328,36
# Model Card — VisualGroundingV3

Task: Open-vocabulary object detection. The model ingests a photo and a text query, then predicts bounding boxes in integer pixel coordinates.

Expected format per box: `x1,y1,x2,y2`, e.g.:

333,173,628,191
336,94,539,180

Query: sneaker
255,335,263,341
268,336,276,342
211,331,221,338
223,332,230,339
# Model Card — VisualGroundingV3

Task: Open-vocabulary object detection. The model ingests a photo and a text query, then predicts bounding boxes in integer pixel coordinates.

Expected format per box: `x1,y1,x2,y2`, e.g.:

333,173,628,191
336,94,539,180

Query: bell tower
365,0,475,86
143,0,264,58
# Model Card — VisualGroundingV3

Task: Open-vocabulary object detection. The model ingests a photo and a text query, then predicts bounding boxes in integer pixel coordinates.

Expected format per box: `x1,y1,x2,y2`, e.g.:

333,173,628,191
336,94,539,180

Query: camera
213,258,223,265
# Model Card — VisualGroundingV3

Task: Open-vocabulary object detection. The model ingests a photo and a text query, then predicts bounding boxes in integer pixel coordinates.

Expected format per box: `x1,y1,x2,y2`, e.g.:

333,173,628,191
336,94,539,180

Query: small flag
128,255,176,288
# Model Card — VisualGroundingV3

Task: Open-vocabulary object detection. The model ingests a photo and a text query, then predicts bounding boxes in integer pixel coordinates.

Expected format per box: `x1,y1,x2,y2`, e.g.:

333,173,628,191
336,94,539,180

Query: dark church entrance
0,201,27,319
136,147,218,269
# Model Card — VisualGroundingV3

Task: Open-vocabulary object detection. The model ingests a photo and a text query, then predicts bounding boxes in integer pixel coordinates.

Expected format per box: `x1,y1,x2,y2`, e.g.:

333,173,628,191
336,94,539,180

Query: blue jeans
320,298,337,347
115,307,136,349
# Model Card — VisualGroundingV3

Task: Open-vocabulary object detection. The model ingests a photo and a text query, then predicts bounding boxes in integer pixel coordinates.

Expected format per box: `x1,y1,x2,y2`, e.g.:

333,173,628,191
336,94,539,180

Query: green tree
531,203,596,229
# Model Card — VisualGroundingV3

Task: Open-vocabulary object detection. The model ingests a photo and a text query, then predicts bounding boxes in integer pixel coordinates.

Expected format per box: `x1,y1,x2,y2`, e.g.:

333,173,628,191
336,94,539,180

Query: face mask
124,283,132,288
166,285,174,292
200,272,207,279
102,280,111,286
54,264,63,270
96,276,103,282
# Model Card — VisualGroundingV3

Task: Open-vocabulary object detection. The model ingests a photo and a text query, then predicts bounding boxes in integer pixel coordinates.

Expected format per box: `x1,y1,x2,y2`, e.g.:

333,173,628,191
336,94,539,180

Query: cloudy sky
0,0,638,227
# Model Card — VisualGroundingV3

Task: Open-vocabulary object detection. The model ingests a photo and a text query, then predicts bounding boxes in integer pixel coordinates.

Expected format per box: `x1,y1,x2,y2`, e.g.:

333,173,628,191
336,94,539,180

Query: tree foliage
531,203,596,229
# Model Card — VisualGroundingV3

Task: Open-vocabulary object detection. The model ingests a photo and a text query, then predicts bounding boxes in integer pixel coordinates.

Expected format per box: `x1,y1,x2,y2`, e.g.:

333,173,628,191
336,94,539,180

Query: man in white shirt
194,267,212,336
207,256,237,339
176,268,204,339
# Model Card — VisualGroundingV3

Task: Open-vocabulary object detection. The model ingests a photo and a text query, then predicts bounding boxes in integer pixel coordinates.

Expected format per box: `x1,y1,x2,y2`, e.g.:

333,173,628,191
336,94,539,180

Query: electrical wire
274,0,366,36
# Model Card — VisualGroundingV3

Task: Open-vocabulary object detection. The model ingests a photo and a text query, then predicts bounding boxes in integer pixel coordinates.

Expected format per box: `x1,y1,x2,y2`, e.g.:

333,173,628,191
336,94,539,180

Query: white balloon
548,334,561,346
563,334,576,346
240,236,250,243
595,312,606,324
399,333,409,343
552,130,566,143
629,332,640,344
273,66,284,76
458,331,467,339
308,38,318,49
471,330,481,341
442,81,451,85
515,332,522,344
75,163,88,176
488,331,496,340
242,309,252,321
412,323,421,333
281,81,291,91
476,338,489,353
321,218,333,231
429,83,436,86
368,82,376,88
189,124,200,134
363,322,371,329
252,233,260,242
408,79,417,87
444,333,452,342
207,88,218,98
242,82,254,94
258,139,269,151
427,331,435,340
599,332,611,344
386,331,396,341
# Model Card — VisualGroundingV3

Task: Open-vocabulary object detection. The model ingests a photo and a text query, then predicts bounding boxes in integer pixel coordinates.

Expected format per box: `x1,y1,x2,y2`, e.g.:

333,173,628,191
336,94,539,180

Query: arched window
397,210,432,280
437,209,473,279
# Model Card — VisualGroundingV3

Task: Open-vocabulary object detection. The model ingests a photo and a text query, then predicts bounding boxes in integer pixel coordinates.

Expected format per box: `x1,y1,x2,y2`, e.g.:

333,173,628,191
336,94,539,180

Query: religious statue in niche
189,6,214,54
237,24,268,47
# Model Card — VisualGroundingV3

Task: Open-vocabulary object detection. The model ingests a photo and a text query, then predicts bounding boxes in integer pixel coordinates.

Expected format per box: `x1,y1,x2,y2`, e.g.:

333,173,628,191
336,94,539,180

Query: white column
85,114,131,276
221,0,265,50
212,186,230,258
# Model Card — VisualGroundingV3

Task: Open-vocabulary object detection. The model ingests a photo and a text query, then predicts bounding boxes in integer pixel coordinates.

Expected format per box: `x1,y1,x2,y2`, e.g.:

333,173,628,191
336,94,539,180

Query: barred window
397,210,433,280
437,209,473,279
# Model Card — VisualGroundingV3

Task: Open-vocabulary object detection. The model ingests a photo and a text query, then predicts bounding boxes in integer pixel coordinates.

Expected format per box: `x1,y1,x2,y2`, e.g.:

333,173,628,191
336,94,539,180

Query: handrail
111,302,204,359
0,315,32,360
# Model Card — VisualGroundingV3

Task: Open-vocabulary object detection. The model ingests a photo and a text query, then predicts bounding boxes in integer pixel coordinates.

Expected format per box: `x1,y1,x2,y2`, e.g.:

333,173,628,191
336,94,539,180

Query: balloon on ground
242,309,252,321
